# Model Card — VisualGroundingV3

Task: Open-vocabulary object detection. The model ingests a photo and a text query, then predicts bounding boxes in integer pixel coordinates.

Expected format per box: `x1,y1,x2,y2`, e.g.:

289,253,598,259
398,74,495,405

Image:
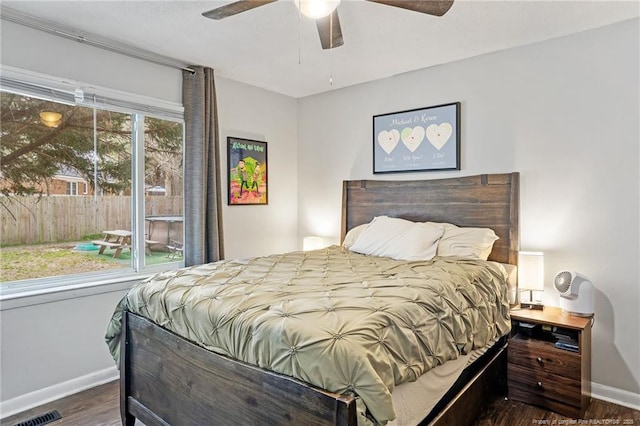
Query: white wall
0,288,129,412
0,21,298,413
0,20,182,103
297,19,640,402
217,77,299,259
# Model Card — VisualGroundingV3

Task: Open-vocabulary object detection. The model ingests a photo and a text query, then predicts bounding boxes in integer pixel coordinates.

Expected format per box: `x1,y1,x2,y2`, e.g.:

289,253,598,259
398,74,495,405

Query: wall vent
12,410,62,426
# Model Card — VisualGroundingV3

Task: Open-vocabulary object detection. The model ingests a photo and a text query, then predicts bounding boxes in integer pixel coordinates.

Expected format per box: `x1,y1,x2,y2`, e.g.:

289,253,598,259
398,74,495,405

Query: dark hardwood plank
474,396,640,426
0,381,122,426
2,379,638,426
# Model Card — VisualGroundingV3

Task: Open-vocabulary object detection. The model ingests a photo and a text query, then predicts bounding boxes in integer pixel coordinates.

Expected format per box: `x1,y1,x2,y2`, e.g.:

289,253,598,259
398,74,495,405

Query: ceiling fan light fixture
295,0,341,19
39,111,63,128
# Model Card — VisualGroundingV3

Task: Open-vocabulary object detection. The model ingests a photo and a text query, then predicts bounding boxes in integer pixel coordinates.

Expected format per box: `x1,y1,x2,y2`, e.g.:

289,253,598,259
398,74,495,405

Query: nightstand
508,306,593,418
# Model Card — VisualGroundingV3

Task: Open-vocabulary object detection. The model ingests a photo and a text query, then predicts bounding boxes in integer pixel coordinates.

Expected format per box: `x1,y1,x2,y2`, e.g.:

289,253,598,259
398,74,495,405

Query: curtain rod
1,7,196,74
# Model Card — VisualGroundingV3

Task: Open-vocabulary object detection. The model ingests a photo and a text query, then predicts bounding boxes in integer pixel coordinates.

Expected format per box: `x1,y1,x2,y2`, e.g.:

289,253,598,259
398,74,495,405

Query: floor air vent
12,410,62,426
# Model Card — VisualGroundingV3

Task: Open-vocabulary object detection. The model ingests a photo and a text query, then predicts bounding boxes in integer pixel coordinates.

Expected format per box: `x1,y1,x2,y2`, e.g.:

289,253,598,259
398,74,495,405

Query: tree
144,117,184,197
0,92,183,197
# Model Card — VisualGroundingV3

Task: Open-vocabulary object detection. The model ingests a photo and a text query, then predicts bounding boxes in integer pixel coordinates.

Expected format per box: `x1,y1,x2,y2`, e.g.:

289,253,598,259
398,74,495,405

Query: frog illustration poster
373,102,460,173
228,137,267,205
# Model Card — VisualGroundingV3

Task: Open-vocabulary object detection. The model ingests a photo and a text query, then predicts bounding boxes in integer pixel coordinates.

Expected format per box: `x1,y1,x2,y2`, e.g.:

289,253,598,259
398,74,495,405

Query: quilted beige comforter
106,245,510,424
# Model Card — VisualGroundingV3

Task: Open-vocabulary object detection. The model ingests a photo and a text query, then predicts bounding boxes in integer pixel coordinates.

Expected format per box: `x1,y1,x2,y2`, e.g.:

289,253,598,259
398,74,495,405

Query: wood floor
1,381,122,426
2,380,639,426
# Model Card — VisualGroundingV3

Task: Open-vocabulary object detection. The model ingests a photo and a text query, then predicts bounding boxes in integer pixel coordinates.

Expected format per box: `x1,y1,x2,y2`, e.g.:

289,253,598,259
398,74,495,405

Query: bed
107,172,519,426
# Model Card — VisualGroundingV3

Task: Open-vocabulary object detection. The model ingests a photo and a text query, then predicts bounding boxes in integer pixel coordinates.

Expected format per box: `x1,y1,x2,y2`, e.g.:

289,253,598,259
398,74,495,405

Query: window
0,73,184,291
66,182,78,195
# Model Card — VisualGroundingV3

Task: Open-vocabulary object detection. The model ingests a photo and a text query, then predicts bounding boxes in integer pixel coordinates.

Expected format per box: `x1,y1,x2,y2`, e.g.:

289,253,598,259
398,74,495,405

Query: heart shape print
377,129,400,154
400,126,425,152
426,123,453,150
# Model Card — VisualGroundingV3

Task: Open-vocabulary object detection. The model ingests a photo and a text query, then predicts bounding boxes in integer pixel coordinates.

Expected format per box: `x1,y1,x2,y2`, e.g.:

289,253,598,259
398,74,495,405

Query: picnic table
92,230,159,258
92,230,131,258
145,215,183,246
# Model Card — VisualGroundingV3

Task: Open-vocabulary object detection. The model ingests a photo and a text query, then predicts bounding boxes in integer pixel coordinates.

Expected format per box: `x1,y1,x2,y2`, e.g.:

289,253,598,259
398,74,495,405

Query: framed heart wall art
373,102,460,173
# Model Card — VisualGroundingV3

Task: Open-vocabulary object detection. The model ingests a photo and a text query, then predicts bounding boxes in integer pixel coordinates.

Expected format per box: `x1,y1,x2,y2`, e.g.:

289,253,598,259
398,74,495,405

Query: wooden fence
0,196,183,246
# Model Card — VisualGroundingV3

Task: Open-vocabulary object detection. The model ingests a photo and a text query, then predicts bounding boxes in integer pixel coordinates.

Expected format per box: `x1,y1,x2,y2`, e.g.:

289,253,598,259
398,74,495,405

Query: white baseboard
592,382,640,411
0,366,119,420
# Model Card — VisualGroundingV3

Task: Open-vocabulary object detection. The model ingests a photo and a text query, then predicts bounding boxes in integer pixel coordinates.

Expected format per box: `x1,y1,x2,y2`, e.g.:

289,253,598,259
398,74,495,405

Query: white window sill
0,262,183,311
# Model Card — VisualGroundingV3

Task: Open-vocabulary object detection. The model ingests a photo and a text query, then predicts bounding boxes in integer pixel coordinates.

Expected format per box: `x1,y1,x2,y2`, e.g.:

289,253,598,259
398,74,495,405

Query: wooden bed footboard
120,311,357,426
121,311,507,426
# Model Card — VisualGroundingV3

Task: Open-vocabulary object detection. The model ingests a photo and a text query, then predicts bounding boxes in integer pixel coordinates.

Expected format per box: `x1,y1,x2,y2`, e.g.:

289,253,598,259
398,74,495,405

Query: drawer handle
536,357,543,364
537,381,543,389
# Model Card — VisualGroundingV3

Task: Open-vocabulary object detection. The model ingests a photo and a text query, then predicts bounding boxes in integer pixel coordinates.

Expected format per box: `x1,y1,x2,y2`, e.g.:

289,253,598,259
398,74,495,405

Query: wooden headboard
341,172,519,265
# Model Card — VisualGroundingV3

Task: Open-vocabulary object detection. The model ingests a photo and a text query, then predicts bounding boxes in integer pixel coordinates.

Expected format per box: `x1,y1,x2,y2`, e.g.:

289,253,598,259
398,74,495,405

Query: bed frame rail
426,343,507,425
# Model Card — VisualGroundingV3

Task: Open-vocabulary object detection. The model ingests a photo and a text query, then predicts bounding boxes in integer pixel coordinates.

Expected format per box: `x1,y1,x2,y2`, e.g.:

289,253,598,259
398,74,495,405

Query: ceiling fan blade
202,0,278,20
316,10,344,50
367,0,454,17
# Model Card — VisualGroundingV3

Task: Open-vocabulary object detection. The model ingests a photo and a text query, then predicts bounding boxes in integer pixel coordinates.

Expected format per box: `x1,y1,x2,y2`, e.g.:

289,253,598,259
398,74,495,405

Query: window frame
0,66,185,305
67,181,78,196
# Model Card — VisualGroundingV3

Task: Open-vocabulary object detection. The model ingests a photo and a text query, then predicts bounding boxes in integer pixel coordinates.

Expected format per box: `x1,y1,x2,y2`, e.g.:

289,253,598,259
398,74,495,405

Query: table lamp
518,251,545,310
303,236,326,251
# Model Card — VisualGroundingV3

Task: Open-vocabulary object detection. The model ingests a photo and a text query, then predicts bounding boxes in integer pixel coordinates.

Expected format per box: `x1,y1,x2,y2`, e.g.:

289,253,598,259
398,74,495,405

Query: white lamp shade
303,236,326,251
518,251,544,291
295,0,341,19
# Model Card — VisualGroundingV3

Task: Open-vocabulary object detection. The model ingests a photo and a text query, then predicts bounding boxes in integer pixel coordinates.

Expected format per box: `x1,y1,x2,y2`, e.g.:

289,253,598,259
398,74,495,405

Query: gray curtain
182,66,224,265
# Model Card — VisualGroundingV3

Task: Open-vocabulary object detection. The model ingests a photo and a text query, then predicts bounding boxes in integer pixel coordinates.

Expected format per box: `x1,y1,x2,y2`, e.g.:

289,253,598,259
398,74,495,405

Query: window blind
1,72,183,121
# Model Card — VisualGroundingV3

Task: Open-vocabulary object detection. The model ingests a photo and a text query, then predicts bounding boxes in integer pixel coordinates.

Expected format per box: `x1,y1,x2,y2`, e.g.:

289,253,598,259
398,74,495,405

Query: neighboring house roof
54,165,87,183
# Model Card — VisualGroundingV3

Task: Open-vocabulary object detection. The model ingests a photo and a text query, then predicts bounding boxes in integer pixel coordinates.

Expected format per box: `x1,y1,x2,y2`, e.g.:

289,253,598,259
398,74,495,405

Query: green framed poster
227,137,268,205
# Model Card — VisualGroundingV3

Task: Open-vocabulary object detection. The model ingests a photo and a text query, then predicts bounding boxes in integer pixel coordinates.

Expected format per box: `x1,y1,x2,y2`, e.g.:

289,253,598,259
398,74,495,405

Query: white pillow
342,224,367,249
349,216,444,261
428,222,499,260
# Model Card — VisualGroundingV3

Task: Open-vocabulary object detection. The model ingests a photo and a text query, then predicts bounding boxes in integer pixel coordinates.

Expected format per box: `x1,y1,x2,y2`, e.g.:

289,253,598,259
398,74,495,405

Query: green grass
1,233,105,248
99,248,177,266
1,242,178,282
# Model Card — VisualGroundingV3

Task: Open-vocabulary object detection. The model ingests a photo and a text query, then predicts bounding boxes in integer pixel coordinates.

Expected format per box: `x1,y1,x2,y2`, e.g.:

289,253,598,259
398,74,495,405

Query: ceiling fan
202,0,455,50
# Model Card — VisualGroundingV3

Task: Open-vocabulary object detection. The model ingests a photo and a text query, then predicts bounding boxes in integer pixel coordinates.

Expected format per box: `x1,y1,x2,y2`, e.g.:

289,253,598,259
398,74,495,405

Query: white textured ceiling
2,1,639,98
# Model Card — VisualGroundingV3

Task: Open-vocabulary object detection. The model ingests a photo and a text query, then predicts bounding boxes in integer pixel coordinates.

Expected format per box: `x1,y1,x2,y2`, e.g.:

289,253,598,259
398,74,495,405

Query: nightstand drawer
508,385,583,418
508,336,581,381
508,362,582,407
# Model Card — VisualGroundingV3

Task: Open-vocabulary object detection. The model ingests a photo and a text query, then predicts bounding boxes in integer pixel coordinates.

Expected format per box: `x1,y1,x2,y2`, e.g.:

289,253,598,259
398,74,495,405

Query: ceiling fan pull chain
298,6,302,65
329,11,333,86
